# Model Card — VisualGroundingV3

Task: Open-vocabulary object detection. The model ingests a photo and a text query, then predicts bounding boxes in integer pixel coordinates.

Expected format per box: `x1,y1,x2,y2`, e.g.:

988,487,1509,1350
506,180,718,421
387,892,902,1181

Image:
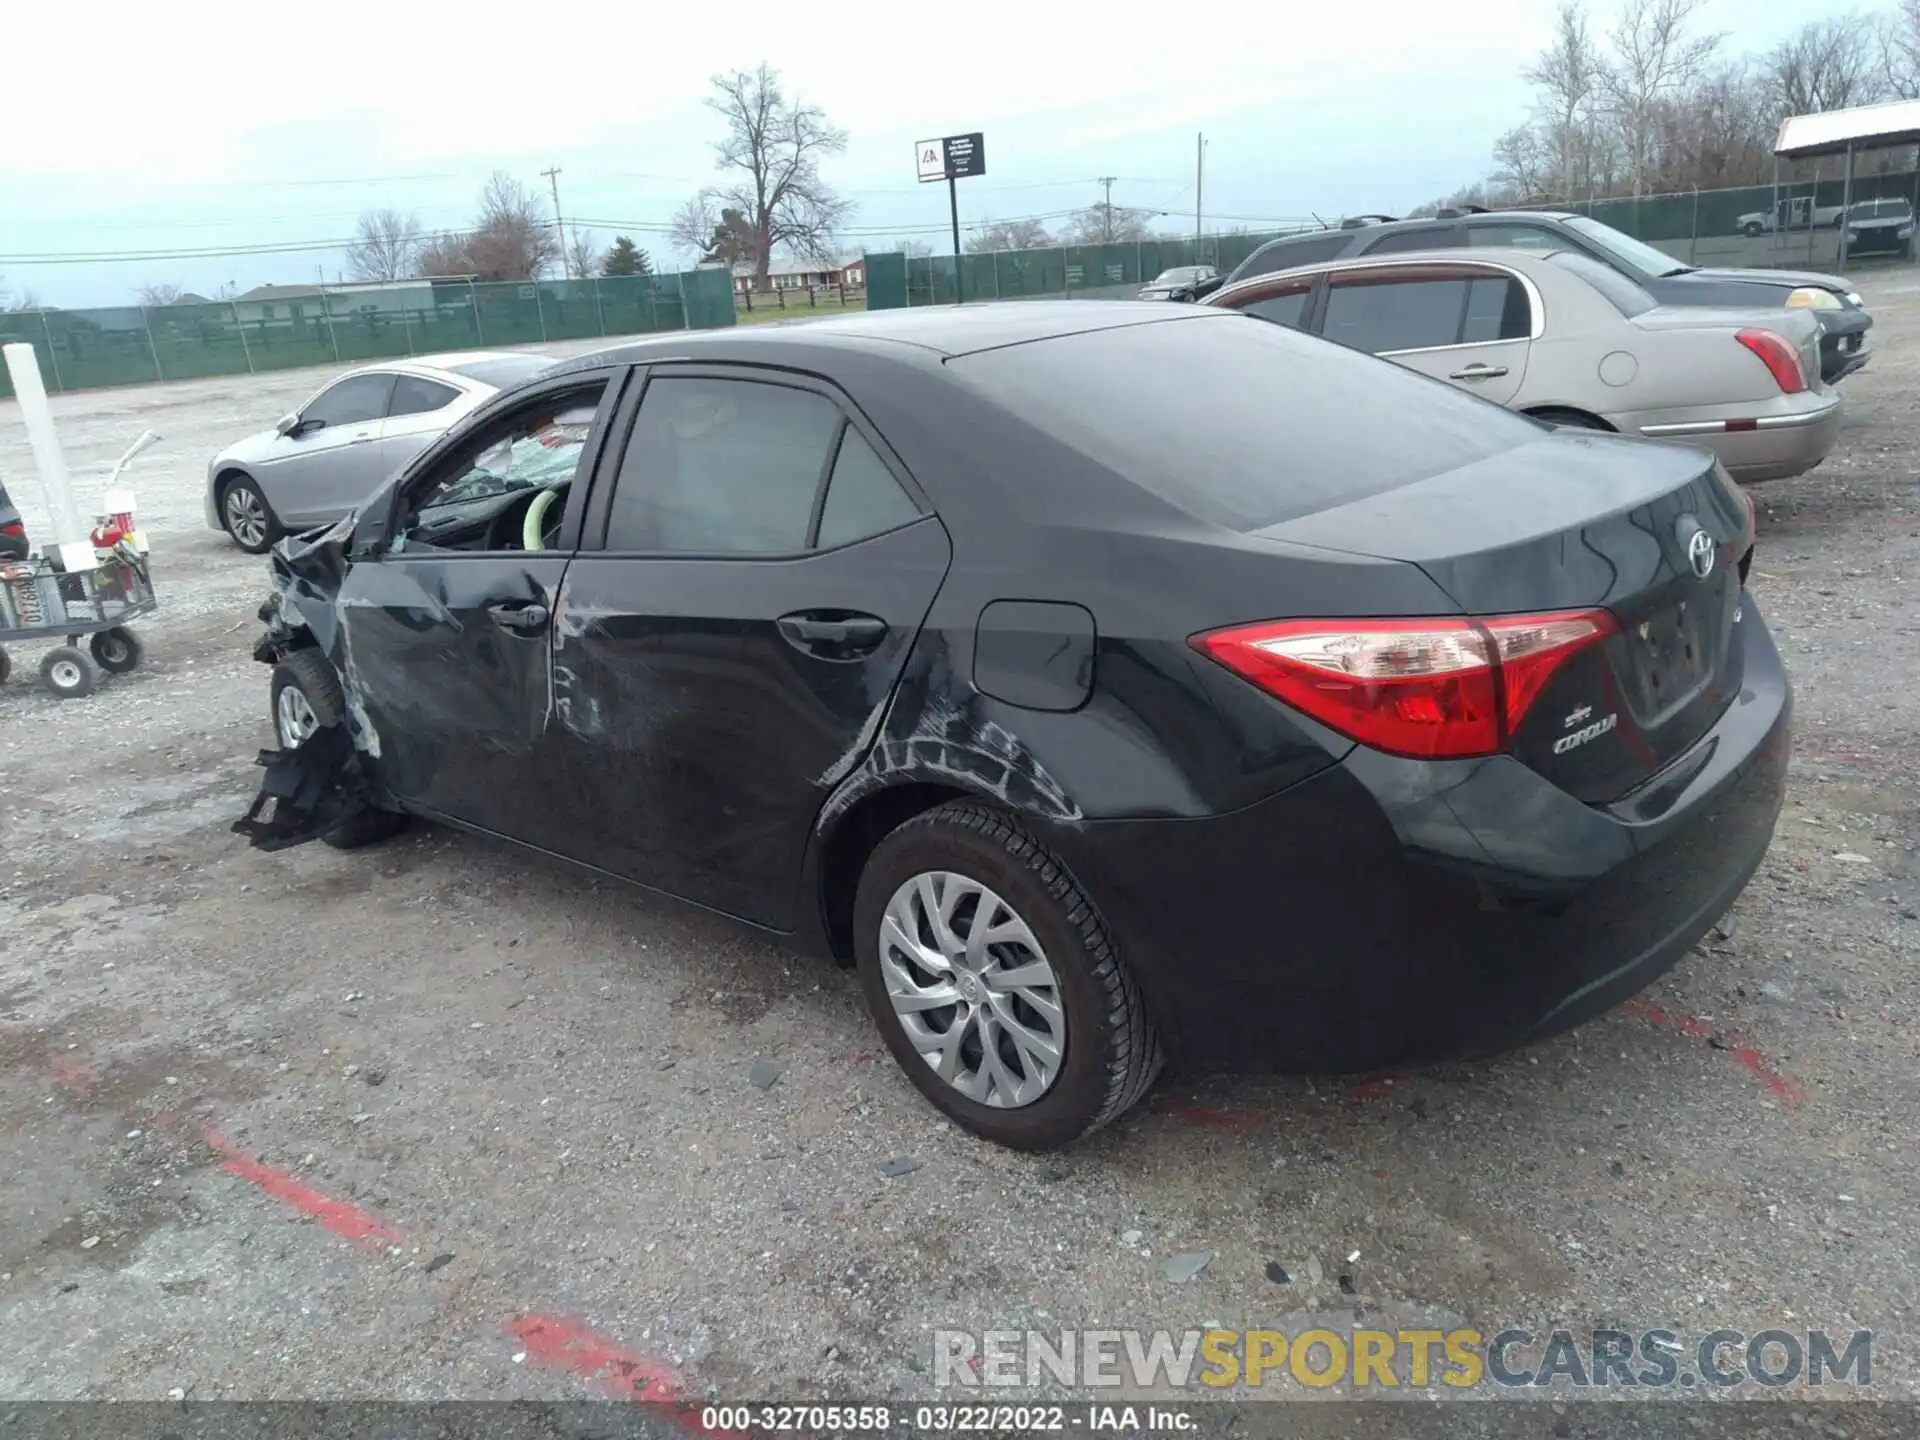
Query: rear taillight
1736,328,1807,395
0,520,23,537
1192,610,1617,760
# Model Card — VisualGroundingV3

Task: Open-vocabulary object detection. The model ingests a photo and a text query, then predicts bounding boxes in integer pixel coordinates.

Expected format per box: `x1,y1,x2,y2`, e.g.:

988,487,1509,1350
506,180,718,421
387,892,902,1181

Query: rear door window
1460,276,1532,342
1467,222,1565,251
816,428,922,548
951,313,1544,532
604,377,844,554
1360,226,1457,255
1321,276,1469,353
389,375,460,416
1241,290,1310,328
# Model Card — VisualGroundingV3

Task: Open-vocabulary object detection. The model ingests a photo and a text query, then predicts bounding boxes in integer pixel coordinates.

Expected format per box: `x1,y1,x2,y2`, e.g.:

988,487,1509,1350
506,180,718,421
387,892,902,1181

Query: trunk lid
1250,431,1749,802
1686,265,1851,291
1632,305,1825,393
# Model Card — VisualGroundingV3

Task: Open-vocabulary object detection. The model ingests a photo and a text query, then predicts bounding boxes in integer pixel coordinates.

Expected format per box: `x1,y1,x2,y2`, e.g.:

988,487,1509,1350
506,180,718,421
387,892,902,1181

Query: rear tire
220,475,281,555
269,650,409,850
852,801,1161,1150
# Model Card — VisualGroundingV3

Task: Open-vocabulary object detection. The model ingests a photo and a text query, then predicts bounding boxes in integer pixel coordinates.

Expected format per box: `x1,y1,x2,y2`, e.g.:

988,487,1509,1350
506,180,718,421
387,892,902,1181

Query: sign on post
914,132,987,303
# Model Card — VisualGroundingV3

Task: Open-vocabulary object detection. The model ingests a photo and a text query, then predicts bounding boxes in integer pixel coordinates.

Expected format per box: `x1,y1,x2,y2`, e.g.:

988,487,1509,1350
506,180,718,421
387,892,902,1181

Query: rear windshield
950,313,1544,532
442,356,554,389
1856,199,1913,218
1548,250,1657,316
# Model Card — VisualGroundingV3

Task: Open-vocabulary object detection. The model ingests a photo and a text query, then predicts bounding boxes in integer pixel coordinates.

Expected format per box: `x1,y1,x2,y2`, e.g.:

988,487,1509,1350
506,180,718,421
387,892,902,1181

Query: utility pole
1098,176,1117,242
542,166,567,278
1195,134,1205,248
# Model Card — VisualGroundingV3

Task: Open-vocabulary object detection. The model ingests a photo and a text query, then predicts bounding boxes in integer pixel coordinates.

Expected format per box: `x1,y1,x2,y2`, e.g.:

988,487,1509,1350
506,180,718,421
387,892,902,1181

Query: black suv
1225,208,1872,383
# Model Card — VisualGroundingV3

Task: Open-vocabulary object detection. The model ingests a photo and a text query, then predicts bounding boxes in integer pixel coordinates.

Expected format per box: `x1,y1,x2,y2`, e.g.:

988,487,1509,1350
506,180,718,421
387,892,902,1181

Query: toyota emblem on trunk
1677,517,1715,580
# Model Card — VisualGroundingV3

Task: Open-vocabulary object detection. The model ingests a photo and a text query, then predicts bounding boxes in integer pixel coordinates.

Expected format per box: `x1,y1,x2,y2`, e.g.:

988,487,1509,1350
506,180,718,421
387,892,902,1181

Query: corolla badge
1675,515,1716,580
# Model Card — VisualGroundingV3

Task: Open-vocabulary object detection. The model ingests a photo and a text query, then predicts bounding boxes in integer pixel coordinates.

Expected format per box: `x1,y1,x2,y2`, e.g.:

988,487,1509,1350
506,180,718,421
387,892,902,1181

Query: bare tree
136,282,184,307
678,64,852,288
1526,2,1607,199
464,172,560,281
415,231,475,277
1,276,43,312
1060,204,1157,245
1886,0,1920,97
1601,0,1724,195
964,217,1055,253
895,238,934,257
1766,14,1882,116
566,229,600,280
1491,126,1553,200
346,209,421,283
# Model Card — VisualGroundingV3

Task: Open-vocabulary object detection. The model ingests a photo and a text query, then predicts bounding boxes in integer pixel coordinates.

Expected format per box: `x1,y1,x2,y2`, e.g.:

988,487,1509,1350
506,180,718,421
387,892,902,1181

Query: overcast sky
2,0,1820,308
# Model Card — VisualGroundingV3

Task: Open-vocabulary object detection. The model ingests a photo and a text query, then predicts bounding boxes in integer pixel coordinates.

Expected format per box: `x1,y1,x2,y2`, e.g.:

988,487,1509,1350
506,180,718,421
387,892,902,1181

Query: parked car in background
1224,210,1872,383
1136,265,1220,301
239,302,1786,1151
0,478,26,560
1738,196,1845,236
205,352,556,553
1844,198,1915,259
1206,247,1839,483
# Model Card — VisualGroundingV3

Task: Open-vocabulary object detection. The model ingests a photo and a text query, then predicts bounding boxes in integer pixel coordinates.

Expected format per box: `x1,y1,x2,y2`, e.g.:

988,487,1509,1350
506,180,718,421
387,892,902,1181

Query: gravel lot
0,294,1915,1423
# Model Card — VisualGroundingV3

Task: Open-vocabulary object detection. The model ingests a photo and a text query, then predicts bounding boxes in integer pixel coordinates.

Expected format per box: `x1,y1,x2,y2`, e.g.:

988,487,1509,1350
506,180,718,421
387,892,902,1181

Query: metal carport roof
1775,98,1920,159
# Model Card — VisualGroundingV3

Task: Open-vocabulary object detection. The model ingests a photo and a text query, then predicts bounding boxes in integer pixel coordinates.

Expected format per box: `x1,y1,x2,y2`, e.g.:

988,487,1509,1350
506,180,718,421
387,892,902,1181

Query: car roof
1241,210,1580,261
342,352,532,385
551,301,1224,369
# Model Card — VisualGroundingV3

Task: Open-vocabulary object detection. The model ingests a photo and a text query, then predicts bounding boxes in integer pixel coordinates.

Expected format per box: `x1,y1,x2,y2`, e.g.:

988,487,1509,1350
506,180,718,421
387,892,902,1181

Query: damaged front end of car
232,517,390,851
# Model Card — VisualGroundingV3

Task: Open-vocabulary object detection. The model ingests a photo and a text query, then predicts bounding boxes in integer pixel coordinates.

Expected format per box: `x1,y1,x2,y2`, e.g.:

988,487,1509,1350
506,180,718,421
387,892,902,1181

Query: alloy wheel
276,684,319,747
879,871,1066,1108
226,487,267,548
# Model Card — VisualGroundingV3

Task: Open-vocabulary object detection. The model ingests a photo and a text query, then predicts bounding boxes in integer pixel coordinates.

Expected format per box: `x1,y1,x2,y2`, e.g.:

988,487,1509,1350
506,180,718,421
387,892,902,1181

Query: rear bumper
1818,309,1871,382
1042,595,1792,1073
1638,392,1843,484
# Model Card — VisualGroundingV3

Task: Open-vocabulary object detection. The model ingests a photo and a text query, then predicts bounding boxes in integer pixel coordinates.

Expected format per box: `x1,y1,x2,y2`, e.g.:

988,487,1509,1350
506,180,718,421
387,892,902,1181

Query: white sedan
204,352,555,552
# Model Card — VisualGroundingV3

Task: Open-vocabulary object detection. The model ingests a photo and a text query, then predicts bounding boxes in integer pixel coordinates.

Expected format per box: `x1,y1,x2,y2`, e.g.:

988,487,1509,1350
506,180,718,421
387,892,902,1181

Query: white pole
3,342,96,574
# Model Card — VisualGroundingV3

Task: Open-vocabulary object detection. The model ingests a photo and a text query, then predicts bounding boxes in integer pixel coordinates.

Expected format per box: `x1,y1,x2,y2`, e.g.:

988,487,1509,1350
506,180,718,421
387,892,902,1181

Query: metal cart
0,549,156,698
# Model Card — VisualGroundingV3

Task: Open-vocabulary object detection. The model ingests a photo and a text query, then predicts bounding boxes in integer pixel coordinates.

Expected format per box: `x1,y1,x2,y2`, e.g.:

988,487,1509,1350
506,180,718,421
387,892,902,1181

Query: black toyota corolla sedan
238,301,1789,1150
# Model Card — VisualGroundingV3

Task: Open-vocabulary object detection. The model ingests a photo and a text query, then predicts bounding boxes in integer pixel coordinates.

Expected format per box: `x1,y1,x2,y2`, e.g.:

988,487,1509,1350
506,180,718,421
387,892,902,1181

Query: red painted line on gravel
200,1125,405,1246
1620,999,1806,1105
504,1315,744,1435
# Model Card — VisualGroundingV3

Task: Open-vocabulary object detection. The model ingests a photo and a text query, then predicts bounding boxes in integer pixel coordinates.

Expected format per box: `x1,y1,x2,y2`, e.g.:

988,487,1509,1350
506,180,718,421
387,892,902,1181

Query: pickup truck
1739,197,1846,236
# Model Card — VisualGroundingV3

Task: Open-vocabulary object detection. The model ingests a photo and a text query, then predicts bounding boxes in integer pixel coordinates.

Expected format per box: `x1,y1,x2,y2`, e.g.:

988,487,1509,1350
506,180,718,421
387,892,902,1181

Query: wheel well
215,467,254,501
817,781,973,964
1524,405,1616,432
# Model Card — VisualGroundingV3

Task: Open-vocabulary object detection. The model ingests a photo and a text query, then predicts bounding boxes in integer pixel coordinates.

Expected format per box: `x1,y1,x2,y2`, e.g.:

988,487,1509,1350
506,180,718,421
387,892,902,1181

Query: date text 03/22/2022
697,1405,1196,1433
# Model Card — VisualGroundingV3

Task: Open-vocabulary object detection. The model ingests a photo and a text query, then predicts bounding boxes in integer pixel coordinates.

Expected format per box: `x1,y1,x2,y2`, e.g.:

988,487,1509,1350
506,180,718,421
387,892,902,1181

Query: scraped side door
540,363,952,930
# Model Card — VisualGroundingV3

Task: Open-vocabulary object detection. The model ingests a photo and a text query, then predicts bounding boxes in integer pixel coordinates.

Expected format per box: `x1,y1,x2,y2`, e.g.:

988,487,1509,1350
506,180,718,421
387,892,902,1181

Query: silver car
1203,247,1840,483
204,352,556,552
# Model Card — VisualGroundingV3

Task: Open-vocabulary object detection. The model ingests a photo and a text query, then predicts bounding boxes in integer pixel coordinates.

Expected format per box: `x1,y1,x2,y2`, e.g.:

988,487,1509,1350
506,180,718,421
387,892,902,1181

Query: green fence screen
0,268,738,399
867,168,1920,310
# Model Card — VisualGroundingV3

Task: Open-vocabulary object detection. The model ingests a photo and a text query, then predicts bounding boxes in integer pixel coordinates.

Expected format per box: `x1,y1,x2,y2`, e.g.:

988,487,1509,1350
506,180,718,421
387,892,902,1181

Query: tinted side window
1461,277,1530,343
389,375,460,416
302,374,394,429
817,428,921,548
1237,235,1350,278
1238,290,1309,328
1322,278,1468,353
1361,227,1455,255
606,377,843,554
1467,223,1564,251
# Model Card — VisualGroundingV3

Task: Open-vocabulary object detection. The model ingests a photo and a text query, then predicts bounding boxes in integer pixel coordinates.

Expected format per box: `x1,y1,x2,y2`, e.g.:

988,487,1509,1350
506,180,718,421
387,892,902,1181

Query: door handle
1449,363,1510,380
349,432,378,444
777,611,889,658
487,601,549,634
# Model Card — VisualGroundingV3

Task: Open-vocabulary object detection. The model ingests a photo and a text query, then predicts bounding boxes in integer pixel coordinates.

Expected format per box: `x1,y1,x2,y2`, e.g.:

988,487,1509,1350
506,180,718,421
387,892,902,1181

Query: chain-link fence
0,269,739,399
866,167,1920,310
